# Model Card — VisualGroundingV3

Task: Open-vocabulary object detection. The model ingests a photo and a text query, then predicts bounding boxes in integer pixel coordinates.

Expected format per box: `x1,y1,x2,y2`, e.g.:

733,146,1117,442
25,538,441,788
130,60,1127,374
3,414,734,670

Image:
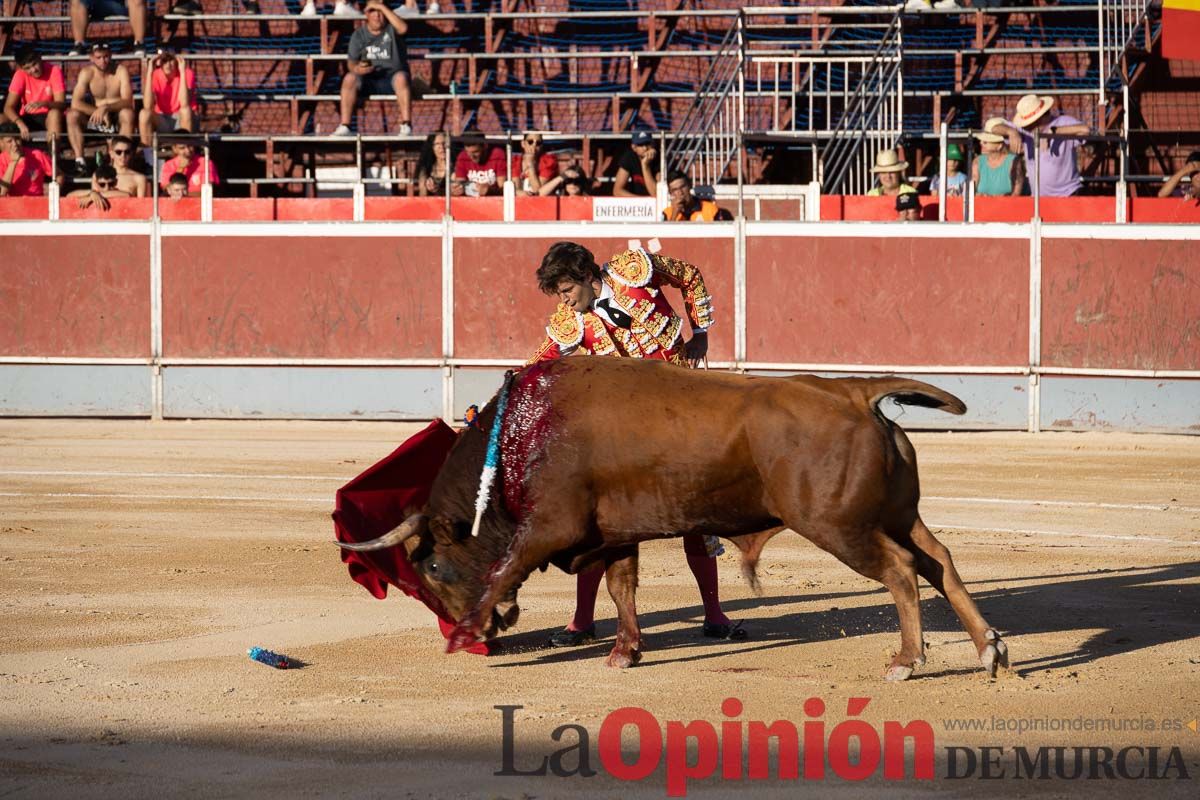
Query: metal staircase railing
664,11,743,187
817,11,904,196
1100,0,1155,93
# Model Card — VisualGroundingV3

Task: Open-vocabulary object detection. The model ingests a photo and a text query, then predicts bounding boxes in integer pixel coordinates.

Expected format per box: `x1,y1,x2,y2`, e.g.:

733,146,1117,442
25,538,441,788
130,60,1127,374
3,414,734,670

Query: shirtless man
67,43,134,175
94,135,147,197
70,163,130,210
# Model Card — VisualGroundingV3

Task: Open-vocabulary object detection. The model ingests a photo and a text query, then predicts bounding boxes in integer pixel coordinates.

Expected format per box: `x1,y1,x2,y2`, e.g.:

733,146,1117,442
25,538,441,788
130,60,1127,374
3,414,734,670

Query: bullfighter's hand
685,330,708,366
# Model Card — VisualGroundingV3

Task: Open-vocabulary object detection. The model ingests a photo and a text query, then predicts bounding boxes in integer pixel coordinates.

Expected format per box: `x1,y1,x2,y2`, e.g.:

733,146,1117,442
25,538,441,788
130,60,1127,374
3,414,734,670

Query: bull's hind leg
903,516,1009,678
603,546,642,668
796,524,927,681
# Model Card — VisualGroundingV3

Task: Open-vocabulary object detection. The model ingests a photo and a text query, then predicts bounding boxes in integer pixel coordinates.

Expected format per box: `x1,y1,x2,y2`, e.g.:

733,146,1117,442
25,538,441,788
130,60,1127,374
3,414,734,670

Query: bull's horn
336,514,425,552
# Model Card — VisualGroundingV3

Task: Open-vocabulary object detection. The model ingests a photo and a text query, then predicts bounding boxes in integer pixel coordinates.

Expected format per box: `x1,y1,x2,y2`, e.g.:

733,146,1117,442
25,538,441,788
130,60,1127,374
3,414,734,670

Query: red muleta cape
332,419,491,655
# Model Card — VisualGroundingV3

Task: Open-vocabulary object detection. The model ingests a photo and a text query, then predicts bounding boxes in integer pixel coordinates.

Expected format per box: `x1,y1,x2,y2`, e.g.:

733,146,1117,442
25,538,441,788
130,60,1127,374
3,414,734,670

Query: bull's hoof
499,602,520,629
979,628,1010,679
605,647,642,669
884,664,914,682
445,622,482,654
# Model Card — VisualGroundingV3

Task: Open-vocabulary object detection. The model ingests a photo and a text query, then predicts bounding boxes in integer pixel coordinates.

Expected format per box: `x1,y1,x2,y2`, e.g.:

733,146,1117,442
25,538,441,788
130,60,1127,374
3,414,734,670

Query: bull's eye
426,561,440,574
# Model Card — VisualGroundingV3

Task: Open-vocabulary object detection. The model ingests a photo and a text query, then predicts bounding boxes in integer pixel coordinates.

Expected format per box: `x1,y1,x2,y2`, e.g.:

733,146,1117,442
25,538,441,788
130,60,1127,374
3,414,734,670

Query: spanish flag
1163,0,1200,61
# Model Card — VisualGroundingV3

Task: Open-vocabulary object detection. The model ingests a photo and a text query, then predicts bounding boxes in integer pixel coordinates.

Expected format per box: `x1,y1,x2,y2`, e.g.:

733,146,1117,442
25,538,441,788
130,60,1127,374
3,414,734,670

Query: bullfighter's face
554,278,601,313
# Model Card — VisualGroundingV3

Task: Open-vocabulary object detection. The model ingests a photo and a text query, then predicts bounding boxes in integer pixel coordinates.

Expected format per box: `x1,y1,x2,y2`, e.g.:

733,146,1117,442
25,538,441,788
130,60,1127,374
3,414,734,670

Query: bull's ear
429,516,459,547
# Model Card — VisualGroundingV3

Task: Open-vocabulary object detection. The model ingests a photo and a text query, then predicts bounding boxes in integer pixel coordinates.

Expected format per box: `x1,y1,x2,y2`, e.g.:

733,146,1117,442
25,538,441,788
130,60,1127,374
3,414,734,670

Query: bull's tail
857,377,966,417
726,527,786,595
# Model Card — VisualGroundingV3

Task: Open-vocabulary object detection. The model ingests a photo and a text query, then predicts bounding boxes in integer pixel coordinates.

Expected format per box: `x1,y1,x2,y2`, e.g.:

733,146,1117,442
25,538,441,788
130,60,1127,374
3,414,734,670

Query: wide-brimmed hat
1014,94,1054,128
871,149,908,173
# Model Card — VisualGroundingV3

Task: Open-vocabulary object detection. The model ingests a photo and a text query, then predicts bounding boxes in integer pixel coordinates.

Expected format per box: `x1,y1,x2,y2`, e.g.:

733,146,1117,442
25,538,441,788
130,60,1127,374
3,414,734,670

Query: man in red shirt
138,48,199,147
158,135,219,193
0,122,57,197
3,46,66,146
453,132,507,196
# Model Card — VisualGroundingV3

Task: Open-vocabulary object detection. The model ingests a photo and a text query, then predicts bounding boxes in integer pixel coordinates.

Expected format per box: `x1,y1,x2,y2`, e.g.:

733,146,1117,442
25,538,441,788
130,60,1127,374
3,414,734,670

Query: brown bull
340,357,1010,681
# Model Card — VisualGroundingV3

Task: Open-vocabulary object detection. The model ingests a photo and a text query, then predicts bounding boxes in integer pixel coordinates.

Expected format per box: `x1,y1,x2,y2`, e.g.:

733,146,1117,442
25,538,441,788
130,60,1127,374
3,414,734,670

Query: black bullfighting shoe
548,625,597,648
702,621,747,641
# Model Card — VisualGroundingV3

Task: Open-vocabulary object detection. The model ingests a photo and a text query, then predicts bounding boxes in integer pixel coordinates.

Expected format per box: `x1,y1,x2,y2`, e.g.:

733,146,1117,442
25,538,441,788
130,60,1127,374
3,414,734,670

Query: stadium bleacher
0,0,1193,199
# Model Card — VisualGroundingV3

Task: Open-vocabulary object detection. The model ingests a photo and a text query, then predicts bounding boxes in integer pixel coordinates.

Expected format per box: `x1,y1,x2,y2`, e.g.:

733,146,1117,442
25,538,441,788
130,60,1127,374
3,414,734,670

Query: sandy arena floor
0,420,1198,799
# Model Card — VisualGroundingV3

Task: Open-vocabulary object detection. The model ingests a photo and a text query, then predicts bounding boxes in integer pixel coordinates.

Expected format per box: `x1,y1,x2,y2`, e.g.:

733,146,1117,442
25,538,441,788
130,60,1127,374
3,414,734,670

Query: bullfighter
528,240,747,646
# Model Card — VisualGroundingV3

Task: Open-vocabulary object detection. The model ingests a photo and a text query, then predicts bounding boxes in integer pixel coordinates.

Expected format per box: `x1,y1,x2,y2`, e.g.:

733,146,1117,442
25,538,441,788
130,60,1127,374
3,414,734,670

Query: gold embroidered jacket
528,248,714,364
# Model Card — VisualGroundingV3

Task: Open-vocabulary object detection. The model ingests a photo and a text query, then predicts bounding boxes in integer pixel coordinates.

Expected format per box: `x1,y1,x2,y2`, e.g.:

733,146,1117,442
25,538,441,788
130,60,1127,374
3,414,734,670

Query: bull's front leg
603,546,641,668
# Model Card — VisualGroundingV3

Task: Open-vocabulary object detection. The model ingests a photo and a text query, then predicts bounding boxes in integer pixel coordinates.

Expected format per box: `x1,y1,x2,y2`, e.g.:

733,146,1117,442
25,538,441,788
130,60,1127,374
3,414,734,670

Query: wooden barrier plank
745,234,1029,366
161,235,442,358
1042,237,1200,370
0,235,151,357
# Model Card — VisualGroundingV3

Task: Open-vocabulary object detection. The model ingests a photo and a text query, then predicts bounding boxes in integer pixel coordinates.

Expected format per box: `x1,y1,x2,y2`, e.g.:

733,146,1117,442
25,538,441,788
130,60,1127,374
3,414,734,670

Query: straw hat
974,117,1006,143
1014,94,1054,128
871,149,908,173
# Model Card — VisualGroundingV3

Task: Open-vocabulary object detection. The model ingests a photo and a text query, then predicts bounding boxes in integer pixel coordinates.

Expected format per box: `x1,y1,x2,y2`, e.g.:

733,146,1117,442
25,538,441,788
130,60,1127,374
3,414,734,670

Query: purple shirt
1014,114,1083,198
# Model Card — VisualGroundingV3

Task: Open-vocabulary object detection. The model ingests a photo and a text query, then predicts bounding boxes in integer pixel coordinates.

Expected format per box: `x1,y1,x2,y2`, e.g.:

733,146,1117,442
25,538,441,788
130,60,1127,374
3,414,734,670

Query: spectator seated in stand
540,162,590,196
613,130,658,197
3,46,66,148
512,132,560,196
896,191,921,221
70,163,129,210
1157,151,1200,201
454,132,505,197
394,0,442,17
333,1,412,136
166,172,188,200
67,43,134,176
972,118,1025,197
98,135,147,197
0,121,57,197
990,94,1090,198
930,143,968,198
159,134,219,193
866,149,916,197
416,130,458,196
663,169,726,221
139,47,199,148
69,0,147,57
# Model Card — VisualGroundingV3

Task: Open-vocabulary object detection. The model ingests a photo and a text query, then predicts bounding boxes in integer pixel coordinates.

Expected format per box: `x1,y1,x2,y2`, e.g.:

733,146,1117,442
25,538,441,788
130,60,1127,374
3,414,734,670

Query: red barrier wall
1041,238,1200,370
160,235,443,358
452,236,736,361
744,235,1029,365
0,235,150,357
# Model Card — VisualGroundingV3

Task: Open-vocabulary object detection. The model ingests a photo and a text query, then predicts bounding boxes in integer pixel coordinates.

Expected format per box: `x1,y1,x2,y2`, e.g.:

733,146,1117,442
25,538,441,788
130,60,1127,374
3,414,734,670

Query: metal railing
664,13,744,187
1099,0,1154,93
815,11,904,196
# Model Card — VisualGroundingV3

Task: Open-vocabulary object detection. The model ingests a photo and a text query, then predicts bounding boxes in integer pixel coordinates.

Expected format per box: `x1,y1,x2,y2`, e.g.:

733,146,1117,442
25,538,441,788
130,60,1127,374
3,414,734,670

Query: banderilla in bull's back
338,357,1011,682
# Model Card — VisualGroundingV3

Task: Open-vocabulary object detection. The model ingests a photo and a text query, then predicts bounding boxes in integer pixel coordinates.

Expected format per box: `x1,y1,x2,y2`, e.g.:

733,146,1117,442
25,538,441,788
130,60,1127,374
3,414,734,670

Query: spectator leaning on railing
540,162,590,197
512,132,560,196
972,118,1025,197
990,94,1090,198
69,0,148,57
333,0,412,136
663,169,723,221
454,132,505,196
100,135,147,197
895,191,921,221
416,130,458,196
3,46,66,148
866,149,916,197
930,143,968,198
1158,151,1200,201
166,172,188,200
139,48,198,148
70,163,129,210
159,134,219,193
613,130,658,197
0,121,58,197
67,43,134,176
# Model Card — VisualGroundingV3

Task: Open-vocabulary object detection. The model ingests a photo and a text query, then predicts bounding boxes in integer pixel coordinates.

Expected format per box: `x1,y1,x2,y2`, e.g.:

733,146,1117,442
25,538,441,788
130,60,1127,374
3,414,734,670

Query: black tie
595,298,633,329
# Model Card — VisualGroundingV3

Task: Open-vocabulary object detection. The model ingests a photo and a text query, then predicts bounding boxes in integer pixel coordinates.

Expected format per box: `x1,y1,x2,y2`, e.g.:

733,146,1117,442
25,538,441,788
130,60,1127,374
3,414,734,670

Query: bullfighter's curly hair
536,241,602,295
